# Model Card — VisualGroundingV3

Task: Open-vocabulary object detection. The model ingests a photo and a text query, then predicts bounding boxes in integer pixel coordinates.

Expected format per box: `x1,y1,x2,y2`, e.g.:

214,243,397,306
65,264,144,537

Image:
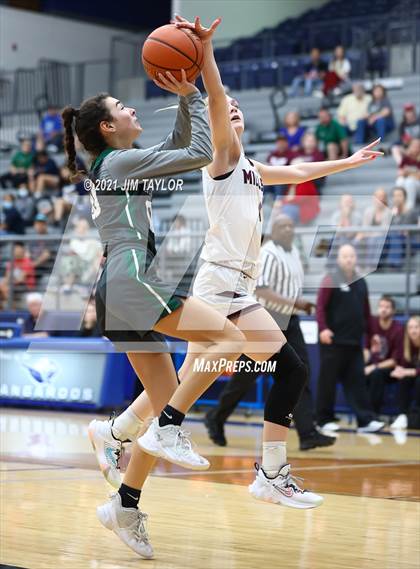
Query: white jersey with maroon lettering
200,152,263,279
193,153,263,318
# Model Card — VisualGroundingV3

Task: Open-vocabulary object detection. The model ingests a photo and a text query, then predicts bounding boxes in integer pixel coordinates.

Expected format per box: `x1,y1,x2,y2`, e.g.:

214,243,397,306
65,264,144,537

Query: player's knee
270,343,308,390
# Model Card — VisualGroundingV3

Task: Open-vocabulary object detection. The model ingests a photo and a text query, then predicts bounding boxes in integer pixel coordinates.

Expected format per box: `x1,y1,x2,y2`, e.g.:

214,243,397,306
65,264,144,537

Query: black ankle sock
158,404,185,427
118,483,141,509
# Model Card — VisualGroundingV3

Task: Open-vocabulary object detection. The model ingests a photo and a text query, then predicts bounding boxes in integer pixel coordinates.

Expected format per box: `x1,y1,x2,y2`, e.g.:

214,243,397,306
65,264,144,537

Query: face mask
18,188,29,198
3,202,12,209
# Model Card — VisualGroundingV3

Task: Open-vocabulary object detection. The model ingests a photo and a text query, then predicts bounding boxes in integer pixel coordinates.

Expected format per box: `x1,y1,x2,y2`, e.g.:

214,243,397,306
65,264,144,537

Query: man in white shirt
337,83,372,136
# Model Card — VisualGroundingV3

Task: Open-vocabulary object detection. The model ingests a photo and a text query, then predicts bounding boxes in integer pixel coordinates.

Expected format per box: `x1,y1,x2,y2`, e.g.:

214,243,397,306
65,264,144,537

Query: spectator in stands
205,214,335,451
28,213,54,283
1,194,25,235
292,132,325,191
316,243,385,433
37,105,64,152
337,83,372,137
279,111,306,151
381,187,418,269
394,103,420,149
294,131,324,163
0,139,34,189
390,186,418,225
34,194,55,224
355,84,394,143
267,134,297,166
331,193,362,227
266,134,297,198
76,302,101,337
390,316,420,430
330,194,362,244
275,178,320,225
54,155,89,227
394,138,420,211
166,215,192,255
355,187,392,268
0,242,36,307
364,295,403,413
315,108,349,159
28,150,61,197
289,47,327,98
61,217,102,291
22,292,48,337
323,45,352,97
15,188,36,227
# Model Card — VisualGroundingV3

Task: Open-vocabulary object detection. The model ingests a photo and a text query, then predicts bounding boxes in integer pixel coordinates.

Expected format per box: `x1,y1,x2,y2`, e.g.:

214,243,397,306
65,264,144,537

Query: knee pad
264,343,308,428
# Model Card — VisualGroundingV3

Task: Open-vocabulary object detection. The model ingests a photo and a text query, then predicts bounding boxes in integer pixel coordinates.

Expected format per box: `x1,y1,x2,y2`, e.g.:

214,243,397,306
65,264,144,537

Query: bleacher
144,0,420,98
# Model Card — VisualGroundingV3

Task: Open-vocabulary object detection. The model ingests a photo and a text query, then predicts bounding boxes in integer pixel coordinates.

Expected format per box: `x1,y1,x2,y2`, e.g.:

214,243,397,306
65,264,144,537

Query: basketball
142,24,204,83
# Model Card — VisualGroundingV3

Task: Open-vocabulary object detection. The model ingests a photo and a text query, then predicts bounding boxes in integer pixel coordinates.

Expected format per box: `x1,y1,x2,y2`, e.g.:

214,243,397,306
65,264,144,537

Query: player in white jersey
91,15,383,511
194,151,263,316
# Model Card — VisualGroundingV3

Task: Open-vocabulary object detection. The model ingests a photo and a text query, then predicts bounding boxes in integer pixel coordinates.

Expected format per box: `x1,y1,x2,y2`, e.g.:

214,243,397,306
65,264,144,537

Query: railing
0,59,113,147
0,225,418,314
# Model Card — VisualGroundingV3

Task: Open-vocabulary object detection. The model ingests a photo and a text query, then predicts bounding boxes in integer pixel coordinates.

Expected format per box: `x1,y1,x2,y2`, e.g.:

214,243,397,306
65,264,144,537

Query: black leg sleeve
264,343,308,428
284,317,316,438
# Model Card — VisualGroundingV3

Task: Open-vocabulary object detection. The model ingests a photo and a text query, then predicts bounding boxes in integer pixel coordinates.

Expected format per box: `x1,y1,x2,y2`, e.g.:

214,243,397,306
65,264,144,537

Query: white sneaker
392,430,408,445
357,433,383,445
249,463,323,509
390,414,408,430
357,420,385,433
97,492,153,559
137,417,210,471
320,422,340,432
88,419,122,489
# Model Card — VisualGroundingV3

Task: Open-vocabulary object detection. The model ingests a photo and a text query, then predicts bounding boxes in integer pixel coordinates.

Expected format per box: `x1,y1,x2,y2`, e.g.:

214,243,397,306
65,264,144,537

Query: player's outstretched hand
347,138,384,167
153,69,198,97
172,15,221,44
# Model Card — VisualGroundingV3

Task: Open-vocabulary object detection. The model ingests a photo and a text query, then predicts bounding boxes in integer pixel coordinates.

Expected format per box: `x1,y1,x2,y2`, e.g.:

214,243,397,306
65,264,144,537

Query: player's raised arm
107,73,213,180
174,16,241,159
253,139,384,186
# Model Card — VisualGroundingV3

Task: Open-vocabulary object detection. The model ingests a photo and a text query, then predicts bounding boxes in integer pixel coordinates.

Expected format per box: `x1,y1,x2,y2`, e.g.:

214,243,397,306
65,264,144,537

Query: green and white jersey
89,91,212,259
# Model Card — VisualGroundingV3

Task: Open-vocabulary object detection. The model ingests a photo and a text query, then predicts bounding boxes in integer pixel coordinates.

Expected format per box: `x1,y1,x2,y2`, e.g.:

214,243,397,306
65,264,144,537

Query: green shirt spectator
12,149,34,170
315,108,349,159
0,139,33,190
316,119,347,148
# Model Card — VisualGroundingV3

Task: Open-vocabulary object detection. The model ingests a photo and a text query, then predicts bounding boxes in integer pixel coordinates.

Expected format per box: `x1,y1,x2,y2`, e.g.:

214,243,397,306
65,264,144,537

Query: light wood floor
1,409,419,569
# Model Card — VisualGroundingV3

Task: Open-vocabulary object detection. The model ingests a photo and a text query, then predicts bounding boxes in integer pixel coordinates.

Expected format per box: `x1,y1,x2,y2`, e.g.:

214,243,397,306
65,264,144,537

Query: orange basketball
142,24,204,83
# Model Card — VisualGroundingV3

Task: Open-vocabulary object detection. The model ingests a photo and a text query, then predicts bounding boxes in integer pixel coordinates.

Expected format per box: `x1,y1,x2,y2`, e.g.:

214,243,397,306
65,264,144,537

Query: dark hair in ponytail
62,92,112,178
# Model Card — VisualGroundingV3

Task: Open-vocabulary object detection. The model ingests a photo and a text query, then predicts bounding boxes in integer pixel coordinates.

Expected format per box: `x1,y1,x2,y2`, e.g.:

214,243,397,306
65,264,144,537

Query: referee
205,214,335,451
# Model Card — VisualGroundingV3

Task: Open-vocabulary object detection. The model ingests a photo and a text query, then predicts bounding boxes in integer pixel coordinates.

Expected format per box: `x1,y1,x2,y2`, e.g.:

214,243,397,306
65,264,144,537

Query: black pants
316,344,376,428
397,376,420,414
0,172,28,189
367,368,394,414
210,315,316,440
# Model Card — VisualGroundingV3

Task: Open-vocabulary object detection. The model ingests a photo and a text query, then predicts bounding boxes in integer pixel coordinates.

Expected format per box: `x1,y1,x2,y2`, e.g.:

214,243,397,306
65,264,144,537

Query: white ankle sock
262,441,287,477
111,407,144,441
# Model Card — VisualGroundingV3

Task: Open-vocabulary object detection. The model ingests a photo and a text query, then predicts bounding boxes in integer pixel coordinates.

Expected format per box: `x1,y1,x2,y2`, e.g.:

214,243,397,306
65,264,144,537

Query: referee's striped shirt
256,240,304,314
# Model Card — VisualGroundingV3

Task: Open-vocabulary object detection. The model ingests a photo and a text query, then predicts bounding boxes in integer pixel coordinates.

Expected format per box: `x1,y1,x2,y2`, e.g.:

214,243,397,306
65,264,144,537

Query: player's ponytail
62,106,79,178
62,93,113,179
